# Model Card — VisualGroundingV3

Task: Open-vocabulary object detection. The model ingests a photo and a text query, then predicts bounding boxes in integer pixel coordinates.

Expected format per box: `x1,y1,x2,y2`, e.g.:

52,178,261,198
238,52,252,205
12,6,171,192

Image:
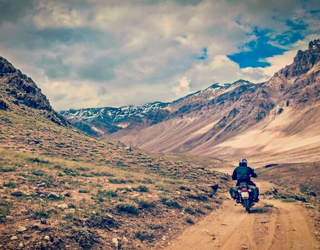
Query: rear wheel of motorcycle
244,199,250,213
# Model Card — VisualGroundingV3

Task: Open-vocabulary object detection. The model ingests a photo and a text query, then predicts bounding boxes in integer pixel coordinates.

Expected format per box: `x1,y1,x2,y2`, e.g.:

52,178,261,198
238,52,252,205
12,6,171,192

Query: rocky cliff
0,56,69,126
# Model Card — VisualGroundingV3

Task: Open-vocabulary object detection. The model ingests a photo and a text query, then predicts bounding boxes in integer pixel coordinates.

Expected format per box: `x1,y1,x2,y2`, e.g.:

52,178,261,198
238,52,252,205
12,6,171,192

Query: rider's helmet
239,158,247,166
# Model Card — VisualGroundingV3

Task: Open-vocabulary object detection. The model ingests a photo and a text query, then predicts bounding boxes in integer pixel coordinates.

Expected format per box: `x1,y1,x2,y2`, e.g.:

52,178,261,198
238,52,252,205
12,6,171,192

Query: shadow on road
249,208,267,214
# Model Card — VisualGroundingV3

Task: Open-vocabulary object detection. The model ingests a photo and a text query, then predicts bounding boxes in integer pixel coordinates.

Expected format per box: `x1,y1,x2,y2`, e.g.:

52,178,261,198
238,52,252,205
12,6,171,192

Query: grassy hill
0,108,229,250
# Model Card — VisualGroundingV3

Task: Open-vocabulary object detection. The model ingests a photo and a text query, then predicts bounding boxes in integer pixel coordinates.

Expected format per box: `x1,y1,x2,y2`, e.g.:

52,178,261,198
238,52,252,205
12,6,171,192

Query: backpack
236,167,250,182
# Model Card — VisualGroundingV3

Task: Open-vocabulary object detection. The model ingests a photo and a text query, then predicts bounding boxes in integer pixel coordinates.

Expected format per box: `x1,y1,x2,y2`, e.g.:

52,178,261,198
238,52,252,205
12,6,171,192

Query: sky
0,0,319,110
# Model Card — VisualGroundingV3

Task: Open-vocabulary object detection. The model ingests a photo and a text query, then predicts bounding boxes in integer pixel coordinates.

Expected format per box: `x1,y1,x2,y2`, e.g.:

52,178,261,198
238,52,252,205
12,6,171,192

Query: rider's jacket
232,165,257,186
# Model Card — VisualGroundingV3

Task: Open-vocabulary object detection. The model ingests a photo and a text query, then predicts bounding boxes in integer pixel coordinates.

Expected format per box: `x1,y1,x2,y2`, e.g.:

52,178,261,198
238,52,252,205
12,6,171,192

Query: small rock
112,238,119,248
40,218,47,224
37,183,46,188
212,235,216,240
11,191,23,197
6,216,14,220
11,236,18,240
242,245,249,249
17,226,27,232
48,193,60,200
57,204,68,209
122,236,128,243
162,236,166,241
18,242,24,248
64,209,76,214
221,223,228,226
44,235,50,241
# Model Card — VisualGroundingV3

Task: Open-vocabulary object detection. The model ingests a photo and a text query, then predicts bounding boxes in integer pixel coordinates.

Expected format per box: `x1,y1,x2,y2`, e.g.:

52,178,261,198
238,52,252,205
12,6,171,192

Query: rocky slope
60,80,252,137
105,39,320,164
0,56,229,250
0,56,68,126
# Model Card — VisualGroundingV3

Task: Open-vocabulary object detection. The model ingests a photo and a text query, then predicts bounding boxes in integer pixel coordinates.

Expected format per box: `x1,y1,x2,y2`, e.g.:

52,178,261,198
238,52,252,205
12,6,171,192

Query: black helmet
239,158,247,166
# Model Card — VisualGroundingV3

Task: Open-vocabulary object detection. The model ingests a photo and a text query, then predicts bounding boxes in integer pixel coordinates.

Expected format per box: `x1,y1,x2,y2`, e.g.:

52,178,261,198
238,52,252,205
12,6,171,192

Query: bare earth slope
164,179,320,250
111,39,320,165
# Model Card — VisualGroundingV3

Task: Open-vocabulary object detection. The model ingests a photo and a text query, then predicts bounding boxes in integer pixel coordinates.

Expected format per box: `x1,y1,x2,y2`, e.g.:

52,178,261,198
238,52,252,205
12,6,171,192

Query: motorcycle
237,182,254,213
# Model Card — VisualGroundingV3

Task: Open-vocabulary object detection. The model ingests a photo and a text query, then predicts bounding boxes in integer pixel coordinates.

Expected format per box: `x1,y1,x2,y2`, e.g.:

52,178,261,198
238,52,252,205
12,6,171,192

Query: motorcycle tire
244,199,250,213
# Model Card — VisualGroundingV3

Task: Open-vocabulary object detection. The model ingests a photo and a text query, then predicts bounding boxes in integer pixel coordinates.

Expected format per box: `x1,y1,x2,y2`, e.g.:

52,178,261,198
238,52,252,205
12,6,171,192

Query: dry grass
0,109,229,250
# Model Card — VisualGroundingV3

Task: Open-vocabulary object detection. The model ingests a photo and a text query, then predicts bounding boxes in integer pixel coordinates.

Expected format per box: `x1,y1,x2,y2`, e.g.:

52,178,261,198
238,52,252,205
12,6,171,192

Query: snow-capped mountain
59,80,247,137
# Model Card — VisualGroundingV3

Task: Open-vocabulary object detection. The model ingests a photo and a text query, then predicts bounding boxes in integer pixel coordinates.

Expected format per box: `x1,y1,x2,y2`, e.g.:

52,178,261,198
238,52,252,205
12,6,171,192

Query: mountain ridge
60,79,251,137
0,56,69,126
104,39,320,164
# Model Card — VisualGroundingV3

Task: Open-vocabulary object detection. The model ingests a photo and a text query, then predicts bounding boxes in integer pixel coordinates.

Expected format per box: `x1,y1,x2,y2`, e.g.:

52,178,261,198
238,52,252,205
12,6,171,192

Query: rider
229,158,259,202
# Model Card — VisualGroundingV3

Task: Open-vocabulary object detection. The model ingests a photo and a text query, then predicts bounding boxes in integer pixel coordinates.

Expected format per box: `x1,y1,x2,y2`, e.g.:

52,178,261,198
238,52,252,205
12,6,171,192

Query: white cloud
0,0,319,110
172,77,191,96
32,1,84,29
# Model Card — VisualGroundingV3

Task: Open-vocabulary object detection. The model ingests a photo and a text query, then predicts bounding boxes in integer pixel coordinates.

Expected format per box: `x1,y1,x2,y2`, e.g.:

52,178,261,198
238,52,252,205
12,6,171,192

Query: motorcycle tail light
241,188,248,192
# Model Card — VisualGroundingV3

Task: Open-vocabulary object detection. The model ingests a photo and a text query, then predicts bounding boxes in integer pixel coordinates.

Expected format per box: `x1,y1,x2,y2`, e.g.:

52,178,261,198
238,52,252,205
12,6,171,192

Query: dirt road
165,179,319,250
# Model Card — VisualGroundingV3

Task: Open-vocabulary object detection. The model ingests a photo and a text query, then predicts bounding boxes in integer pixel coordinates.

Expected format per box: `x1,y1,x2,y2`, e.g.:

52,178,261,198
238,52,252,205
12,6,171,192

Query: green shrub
187,194,208,202
4,182,16,188
186,218,194,224
116,203,139,216
97,190,117,198
161,198,182,209
109,179,126,184
184,207,196,215
135,185,149,192
68,203,76,209
79,189,89,194
31,170,44,176
137,200,156,211
135,231,155,242
77,167,89,171
27,158,50,164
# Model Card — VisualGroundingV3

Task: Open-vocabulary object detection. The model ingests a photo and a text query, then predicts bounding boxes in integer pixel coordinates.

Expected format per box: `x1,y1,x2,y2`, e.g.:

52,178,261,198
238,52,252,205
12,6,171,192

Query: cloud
36,54,72,79
32,1,84,29
172,77,191,96
0,0,319,110
77,56,117,82
0,0,34,25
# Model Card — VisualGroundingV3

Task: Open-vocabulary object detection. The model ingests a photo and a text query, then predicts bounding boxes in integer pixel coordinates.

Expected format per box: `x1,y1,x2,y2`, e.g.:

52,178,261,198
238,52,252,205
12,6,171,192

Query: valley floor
164,179,320,250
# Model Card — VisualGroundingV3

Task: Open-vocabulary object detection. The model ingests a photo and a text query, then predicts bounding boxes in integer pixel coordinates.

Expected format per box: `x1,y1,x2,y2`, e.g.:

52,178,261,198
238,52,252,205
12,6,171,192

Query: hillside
60,80,251,138
0,56,229,250
102,39,320,165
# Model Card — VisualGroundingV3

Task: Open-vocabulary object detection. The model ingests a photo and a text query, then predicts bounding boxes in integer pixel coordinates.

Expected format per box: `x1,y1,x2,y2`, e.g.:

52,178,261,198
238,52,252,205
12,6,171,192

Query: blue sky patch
228,28,287,68
198,47,207,60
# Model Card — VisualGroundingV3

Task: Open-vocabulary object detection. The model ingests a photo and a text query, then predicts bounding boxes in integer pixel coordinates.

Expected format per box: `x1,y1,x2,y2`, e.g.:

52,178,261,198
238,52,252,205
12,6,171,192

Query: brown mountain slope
0,56,229,250
0,56,68,126
110,39,320,165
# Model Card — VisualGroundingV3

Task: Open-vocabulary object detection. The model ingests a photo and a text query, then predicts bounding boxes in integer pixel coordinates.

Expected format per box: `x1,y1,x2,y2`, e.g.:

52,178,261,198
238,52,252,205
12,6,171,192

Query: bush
187,194,208,202
134,185,149,192
137,200,156,211
79,189,89,194
161,198,182,209
4,182,16,188
31,170,44,176
116,203,139,216
186,218,195,224
184,207,196,215
27,158,50,164
109,179,126,184
135,231,155,242
97,190,117,198
87,214,117,229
